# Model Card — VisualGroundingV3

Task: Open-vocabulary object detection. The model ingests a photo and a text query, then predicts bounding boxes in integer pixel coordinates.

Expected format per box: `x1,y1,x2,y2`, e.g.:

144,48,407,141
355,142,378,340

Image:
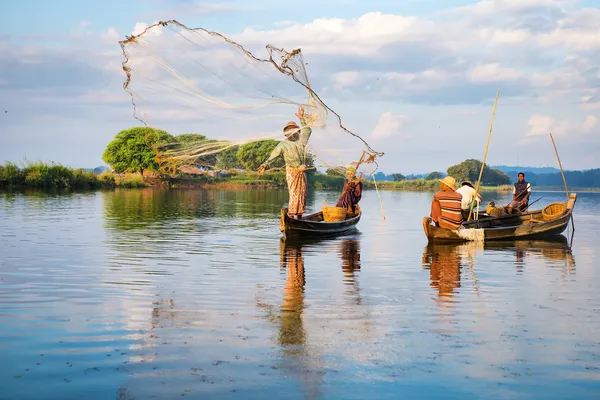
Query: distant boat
423,193,577,243
280,207,361,239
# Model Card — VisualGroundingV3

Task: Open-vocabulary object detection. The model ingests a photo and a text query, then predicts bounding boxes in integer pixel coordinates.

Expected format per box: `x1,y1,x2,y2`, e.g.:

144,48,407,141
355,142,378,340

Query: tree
236,140,285,171
174,133,218,167
102,127,175,174
447,159,510,186
391,173,405,181
216,146,242,170
425,171,444,180
175,133,207,144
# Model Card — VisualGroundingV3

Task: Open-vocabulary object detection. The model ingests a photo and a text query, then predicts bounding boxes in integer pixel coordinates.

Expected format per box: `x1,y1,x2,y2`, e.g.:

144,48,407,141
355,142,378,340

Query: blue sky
2,0,599,174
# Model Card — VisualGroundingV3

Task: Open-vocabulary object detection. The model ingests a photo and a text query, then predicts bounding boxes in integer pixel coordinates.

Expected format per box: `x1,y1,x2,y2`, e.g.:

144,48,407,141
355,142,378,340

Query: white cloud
371,112,407,139
100,28,120,43
468,63,524,83
132,23,149,36
583,115,598,132
78,21,92,28
526,114,597,138
331,71,361,90
490,29,530,44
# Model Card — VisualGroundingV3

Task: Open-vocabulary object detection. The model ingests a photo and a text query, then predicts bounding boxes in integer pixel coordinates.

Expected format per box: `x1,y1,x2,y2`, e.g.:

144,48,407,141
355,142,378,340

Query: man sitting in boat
430,176,463,230
506,172,531,214
456,180,482,219
335,166,362,215
258,106,313,219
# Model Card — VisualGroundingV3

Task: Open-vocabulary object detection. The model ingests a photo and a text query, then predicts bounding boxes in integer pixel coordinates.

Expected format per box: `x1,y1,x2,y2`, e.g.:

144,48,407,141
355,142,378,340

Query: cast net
119,20,383,180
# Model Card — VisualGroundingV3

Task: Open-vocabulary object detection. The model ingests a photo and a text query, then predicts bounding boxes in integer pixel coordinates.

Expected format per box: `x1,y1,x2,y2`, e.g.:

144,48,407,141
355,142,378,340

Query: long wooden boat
280,207,361,239
423,193,577,243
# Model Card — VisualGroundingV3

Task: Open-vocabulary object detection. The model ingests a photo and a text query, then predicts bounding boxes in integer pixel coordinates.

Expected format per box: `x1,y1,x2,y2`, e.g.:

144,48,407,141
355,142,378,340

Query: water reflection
422,242,483,303
102,188,316,230
422,238,577,303
265,236,366,399
484,237,576,274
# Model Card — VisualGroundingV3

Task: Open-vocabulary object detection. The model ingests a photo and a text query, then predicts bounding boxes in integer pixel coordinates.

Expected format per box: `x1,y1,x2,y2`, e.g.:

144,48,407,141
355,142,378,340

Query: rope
372,174,386,221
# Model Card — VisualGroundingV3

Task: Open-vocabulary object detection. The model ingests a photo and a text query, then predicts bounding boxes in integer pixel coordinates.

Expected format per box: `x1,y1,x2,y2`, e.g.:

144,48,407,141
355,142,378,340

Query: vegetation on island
2,126,599,191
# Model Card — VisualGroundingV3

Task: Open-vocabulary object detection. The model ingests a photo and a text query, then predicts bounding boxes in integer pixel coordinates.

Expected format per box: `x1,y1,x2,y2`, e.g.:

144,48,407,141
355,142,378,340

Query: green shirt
261,124,312,169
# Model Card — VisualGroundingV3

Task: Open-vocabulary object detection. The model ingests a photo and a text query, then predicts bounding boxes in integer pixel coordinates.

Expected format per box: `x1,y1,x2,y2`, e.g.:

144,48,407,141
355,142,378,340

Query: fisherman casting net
119,20,383,179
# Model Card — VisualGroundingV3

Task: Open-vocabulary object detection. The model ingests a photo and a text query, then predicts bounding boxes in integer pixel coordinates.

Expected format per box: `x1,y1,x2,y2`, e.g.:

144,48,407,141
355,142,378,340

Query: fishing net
119,20,383,179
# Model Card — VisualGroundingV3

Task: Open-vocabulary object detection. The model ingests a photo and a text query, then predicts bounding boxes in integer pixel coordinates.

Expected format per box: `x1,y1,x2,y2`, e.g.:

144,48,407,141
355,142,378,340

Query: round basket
542,203,567,221
322,206,347,222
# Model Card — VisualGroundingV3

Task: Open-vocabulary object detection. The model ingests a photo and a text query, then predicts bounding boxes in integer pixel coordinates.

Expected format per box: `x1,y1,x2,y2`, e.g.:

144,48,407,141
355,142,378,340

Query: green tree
391,173,405,181
447,159,510,186
103,127,175,173
175,133,207,144
174,133,218,167
236,140,285,171
215,146,242,170
425,171,444,180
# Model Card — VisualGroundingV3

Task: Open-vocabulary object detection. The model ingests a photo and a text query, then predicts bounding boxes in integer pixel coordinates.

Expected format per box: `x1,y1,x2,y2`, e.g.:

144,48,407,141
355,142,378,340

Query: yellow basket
322,206,347,222
542,203,567,221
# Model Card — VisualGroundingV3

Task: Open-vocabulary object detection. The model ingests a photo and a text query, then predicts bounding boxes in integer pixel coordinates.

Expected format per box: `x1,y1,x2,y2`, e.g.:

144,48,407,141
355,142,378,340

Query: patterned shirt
432,191,464,230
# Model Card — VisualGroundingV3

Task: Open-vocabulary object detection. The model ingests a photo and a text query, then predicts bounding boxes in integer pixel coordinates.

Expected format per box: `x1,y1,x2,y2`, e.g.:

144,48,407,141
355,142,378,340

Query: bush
98,171,116,187
115,173,146,188
72,168,101,189
0,162,23,186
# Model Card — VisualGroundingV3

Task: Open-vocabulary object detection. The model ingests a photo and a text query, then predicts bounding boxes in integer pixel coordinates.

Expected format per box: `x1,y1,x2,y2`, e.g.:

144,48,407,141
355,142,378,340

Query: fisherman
507,172,531,214
258,106,313,219
430,176,464,230
336,166,363,214
456,180,483,219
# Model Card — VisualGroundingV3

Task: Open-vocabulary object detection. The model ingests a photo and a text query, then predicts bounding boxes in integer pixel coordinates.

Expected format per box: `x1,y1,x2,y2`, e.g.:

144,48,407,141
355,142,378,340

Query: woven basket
322,206,347,222
542,203,567,221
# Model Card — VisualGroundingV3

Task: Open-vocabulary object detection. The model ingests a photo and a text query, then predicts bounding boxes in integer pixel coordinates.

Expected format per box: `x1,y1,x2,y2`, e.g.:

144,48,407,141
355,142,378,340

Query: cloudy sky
1,0,599,174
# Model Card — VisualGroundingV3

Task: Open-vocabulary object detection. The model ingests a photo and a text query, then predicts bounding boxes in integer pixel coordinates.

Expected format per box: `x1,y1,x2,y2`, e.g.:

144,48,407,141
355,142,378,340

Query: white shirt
456,185,481,210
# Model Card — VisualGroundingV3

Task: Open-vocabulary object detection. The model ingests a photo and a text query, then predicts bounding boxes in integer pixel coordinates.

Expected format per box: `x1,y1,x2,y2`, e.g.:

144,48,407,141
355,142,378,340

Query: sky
1,0,599,174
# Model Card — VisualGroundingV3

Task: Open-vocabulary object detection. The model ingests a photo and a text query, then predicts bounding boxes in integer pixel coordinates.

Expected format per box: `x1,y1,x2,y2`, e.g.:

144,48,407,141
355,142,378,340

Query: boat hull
423,193,577,243
280,208,361,239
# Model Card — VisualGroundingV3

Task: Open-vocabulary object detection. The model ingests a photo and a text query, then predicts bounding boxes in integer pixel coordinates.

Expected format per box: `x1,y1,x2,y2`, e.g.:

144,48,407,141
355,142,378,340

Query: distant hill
492,165,560,174
88,166,111,175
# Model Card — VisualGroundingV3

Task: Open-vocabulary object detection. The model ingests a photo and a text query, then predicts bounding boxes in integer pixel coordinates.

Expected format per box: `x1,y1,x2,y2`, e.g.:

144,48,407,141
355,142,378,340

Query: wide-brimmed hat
283,121,299,136
439,176,457,190
461,180,474,188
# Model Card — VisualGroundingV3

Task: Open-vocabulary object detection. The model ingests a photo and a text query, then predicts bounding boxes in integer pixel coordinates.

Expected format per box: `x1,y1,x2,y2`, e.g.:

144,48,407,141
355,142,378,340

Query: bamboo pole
549,132,569,200
468,88,500,221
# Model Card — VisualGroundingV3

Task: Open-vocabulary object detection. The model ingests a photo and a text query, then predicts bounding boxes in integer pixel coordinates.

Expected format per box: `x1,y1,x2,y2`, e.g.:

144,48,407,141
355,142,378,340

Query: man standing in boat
258,106,313,219
507,172,531,214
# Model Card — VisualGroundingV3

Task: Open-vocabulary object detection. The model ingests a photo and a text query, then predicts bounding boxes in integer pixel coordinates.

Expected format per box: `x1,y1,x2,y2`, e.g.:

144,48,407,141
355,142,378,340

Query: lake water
1,188,599,400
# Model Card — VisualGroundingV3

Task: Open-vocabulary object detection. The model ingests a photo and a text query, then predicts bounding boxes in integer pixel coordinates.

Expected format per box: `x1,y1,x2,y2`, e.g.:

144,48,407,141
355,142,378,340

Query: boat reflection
422,237,576,302
484,236,576,273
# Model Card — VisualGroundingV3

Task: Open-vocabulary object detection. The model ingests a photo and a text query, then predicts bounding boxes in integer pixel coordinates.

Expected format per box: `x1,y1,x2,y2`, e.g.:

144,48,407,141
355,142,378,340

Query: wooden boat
423,193,577,243
280,207,361,239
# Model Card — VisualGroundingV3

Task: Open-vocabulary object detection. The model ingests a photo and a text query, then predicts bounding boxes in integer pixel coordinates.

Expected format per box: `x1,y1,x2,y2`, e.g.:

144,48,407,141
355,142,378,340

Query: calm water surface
1,188,599,399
